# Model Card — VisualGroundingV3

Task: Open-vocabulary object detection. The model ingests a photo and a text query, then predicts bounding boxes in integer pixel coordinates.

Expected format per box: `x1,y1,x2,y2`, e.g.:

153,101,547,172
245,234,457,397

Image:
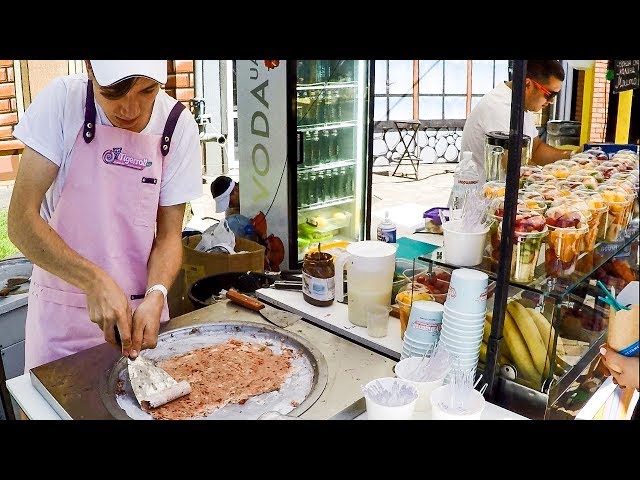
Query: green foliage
0,209,19,259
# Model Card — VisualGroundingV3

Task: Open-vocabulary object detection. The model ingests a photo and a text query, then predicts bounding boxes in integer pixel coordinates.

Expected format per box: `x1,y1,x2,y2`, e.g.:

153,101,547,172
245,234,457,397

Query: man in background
461,59,574,183
211,175,240,218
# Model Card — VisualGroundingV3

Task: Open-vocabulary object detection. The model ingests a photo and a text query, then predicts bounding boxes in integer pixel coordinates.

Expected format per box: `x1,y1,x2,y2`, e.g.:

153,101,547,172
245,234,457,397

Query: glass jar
302,251,335,307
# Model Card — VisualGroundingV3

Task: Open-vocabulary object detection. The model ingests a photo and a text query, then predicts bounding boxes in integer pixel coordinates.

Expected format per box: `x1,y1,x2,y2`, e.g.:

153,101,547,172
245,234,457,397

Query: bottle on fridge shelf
323,169,333,203
307,90,319,126
332,168,341,200
298,171,309,208
377,211,397,243
308,171,317,205
316,60,329,83
297,90,308,126
308,130,320,166
316,171,324,205
319,129,331,165
329,129,340,161
324,90,336,124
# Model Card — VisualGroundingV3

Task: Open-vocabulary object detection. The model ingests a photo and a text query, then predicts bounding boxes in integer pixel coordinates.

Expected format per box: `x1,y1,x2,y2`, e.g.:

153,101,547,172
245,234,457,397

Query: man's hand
600,344,639,390
129,292,164,359
85,273,133,357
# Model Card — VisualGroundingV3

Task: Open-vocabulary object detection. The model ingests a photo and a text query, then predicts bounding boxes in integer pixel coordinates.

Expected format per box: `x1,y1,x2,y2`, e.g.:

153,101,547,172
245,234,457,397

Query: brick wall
165,60,195,109
590,60,610,143
0,60,22,181
573,60,610,143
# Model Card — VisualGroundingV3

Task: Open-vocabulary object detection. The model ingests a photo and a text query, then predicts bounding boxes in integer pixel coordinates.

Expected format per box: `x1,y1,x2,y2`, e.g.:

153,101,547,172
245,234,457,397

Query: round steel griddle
100,322,328,420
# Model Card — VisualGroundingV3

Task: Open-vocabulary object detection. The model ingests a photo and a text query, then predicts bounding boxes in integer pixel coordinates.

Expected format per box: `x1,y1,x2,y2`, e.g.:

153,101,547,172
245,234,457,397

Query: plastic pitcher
334,240,397,327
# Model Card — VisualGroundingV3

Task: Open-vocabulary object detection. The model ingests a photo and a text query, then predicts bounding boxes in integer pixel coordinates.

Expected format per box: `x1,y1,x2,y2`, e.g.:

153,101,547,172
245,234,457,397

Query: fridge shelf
298,159,356,173
298,196,355,213
299,121,356,132
297,82,357,90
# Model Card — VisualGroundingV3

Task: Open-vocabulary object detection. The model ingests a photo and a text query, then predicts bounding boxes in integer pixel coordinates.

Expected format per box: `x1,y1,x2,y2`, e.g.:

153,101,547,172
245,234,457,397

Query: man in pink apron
9,60,202,372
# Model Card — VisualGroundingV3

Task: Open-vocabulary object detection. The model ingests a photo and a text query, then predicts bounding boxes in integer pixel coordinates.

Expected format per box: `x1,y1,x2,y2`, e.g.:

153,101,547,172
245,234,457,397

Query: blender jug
484,131,531,182
334,241,397,327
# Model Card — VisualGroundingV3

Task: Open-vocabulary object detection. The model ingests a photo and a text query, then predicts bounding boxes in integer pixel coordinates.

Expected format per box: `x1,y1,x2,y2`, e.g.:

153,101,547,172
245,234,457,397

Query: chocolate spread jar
302,251,335,307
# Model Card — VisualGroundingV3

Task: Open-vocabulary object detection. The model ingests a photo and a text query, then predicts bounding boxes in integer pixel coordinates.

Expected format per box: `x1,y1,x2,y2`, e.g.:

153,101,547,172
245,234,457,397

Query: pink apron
24,81,185,372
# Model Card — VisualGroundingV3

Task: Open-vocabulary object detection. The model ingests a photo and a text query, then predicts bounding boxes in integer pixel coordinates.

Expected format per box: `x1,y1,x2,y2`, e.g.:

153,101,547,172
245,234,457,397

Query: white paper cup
442,220,489,266
443,303,487,320
442,313,485,331
405,300,444,344
445,269,489,314
395,357,448,412
430,384,485,420
363,377,418,420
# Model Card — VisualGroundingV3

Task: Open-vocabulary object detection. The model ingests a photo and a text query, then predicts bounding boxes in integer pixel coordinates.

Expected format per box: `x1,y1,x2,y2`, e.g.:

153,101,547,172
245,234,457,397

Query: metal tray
100,321,328,420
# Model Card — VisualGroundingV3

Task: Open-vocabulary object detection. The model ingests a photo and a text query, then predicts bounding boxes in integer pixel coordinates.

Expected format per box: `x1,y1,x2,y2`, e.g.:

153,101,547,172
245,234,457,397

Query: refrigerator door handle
296,130,304,165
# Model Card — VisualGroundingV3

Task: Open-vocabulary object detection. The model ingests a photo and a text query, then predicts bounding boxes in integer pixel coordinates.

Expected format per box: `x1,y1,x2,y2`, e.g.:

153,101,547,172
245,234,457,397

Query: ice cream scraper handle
224,289,266,311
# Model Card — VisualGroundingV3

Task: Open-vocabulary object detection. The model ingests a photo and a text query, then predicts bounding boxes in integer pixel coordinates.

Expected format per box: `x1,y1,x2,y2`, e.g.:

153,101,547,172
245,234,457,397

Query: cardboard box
168,235,265,318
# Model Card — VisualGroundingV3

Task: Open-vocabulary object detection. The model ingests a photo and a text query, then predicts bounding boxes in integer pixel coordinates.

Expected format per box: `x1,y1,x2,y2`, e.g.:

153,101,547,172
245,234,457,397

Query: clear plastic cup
542,163,570,179
482,181,506,199
566,173,599,191
597,184,634,241
498,210,548,283
519,165,542,188
366,305,392,338
544,205,588,278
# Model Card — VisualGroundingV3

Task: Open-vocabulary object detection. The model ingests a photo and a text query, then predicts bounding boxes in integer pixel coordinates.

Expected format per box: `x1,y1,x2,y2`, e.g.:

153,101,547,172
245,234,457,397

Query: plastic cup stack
440,268,489,372
400,300,444,360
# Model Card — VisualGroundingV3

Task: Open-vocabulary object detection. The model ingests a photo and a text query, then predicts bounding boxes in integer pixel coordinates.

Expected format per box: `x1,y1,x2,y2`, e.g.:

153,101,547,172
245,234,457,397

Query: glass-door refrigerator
289,60,375,267
236,60,374,270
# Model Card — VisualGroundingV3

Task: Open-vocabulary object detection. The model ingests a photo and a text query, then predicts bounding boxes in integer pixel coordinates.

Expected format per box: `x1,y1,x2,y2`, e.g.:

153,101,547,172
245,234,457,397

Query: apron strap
160,101,186,157
83,80,97,144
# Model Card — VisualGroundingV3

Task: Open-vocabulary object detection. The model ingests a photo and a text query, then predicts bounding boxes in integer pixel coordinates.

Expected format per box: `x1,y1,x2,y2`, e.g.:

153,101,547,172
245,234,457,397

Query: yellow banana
480,341,510,366
503,310,539,382
485,312,513,361
507,300,548,376
526,307,565,356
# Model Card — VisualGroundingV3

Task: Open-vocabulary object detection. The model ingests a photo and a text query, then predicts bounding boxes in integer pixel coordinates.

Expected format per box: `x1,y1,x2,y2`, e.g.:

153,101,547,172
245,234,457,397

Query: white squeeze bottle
377,211,397,243
447,150,480,219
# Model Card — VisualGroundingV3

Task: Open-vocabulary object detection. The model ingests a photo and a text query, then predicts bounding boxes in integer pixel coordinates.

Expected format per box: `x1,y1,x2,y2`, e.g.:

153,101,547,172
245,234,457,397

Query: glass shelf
297,82,357,90
297,196,355,213
298,159,356,174
298,121,356,132
418,225,639,302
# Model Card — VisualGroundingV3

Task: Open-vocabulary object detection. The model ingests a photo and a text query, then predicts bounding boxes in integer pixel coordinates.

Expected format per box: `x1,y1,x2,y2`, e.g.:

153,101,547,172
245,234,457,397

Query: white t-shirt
460,82,539,184
13,73,203,222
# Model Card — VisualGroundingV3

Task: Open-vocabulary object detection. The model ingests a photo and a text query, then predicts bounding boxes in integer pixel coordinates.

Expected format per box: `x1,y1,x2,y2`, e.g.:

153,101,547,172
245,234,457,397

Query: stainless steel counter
25,300,396,420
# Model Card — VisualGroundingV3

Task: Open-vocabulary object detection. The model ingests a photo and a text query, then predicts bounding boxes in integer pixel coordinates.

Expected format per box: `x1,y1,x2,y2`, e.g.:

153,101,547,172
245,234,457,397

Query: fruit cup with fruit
525,183,560,209
498,210,548,283
408,268,451,304
572,190,609,249
550,196,593,251
544,205,588,278
482,181,506,200
542,163,570,180
566,173,598,191
597,184,635,241
519,165,542,188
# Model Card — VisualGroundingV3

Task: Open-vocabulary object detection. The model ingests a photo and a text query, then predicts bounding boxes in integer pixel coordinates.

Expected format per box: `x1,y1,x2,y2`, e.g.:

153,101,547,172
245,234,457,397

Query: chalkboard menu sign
613,60,639,93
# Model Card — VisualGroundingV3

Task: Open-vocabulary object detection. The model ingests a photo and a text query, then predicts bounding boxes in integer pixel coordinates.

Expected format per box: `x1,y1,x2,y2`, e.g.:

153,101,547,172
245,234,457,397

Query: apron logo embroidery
102,147,152,170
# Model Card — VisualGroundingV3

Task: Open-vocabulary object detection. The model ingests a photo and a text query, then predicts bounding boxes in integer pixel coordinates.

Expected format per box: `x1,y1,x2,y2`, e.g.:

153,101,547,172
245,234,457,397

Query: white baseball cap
89,60,167,87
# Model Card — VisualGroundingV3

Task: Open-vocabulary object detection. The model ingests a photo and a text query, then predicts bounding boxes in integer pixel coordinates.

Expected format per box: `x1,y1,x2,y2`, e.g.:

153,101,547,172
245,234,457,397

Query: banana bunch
480,300,568,384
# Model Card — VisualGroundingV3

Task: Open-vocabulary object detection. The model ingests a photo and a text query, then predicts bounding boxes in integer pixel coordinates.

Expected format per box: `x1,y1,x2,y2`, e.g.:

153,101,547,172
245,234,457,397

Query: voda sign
236,60,289,267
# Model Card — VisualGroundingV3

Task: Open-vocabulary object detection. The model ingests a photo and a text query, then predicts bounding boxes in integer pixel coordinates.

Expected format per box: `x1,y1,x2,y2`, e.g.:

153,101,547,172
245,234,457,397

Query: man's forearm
9,211,104,291
146,233,183,293
531,142,571,166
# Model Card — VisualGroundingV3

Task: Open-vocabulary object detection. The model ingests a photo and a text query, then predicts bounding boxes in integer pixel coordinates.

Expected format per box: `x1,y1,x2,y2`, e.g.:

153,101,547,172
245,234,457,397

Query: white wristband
145,284,168,301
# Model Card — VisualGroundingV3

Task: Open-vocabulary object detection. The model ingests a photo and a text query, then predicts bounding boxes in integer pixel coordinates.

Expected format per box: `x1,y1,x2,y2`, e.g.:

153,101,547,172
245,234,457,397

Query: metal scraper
223,289,301,328
114,327,191,408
